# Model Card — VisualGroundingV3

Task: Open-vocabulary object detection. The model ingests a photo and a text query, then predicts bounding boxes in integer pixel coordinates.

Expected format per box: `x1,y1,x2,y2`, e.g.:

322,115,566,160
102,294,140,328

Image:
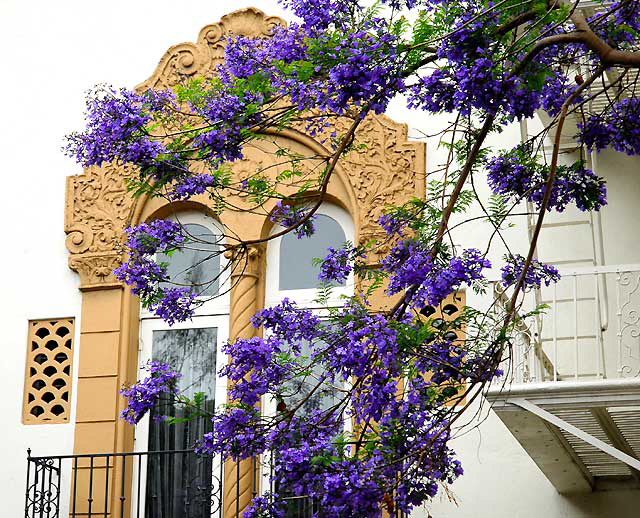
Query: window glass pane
279,214,346,290
151,327,217,400
157,223,220,296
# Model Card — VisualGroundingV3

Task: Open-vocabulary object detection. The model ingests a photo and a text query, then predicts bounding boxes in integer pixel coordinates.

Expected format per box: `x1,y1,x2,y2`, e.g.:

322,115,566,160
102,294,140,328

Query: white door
133,315,228,518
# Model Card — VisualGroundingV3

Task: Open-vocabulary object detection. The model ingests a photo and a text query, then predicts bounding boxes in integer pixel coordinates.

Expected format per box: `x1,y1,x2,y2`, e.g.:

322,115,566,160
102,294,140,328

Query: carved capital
224,244,264,279
68,254,124,291
65,161,137,289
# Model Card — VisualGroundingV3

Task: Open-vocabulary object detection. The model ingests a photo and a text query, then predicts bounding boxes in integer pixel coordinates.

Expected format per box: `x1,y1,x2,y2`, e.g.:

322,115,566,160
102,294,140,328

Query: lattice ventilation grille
23,319,75,424
420,291,466,405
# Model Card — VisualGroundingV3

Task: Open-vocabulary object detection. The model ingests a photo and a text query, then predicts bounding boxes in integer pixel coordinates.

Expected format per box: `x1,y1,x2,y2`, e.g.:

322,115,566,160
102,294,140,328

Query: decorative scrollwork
25,461,60,518
138,8,286,91
617,270,640,377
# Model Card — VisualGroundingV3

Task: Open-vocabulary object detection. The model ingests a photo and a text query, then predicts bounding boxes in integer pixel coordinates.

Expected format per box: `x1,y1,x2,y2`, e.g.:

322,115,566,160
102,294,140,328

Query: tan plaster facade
64,7,426,516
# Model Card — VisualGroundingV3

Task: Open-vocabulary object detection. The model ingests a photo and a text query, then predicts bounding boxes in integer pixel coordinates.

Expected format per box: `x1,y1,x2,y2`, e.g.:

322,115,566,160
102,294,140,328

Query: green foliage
488,192,510,228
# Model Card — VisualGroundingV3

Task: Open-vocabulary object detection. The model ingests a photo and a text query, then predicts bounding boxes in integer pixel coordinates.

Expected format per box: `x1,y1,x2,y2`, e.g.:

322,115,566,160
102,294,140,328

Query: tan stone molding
68,254,123,291
137,8,286,91
64,9,425,288
65,162,138,291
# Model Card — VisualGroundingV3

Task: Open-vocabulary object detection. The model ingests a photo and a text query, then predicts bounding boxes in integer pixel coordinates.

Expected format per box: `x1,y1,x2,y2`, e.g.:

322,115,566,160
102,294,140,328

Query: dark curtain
145,328,218,518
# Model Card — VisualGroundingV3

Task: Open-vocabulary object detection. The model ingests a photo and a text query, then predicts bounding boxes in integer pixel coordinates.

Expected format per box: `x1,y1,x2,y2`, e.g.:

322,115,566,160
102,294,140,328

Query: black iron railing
25,449,223,518
26,449,407,518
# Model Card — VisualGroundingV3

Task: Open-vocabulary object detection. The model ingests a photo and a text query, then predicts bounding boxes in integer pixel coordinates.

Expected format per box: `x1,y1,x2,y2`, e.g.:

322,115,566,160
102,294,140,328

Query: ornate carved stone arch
64,8,425,517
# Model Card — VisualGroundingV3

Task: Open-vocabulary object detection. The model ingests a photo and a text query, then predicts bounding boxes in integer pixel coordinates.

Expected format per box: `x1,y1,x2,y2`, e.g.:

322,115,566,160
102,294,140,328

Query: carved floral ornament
64,7,425,290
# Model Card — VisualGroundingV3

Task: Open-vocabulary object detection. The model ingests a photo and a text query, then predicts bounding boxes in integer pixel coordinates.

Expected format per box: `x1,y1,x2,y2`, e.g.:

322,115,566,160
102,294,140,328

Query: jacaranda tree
65,1,639,516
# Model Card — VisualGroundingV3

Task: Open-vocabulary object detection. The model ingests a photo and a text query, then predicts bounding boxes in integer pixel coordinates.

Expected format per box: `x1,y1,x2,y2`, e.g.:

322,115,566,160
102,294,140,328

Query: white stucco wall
1,1,638,517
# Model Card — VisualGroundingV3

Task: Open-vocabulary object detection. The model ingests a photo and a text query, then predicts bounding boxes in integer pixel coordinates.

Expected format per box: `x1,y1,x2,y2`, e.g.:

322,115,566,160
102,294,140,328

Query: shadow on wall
563,489,640,518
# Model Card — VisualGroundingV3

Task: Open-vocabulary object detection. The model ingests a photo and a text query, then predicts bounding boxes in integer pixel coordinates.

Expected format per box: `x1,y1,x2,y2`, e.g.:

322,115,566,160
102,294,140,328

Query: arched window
279,214,346,290
266,204,355,308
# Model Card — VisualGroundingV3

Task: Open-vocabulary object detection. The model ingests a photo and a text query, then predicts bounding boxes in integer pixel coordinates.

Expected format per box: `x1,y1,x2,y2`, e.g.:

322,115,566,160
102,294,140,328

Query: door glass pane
278,335,337,516
279,214,346,290
157,223,221,297
280,338,340,416
146,327,218,518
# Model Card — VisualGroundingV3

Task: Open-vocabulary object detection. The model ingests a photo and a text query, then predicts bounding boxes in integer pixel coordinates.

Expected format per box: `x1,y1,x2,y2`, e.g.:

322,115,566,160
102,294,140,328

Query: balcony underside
486,379,640,494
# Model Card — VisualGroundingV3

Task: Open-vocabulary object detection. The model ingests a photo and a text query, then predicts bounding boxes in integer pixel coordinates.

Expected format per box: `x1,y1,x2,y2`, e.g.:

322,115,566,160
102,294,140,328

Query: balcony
486,264,640,493
25,449,225,518
25,449,408,518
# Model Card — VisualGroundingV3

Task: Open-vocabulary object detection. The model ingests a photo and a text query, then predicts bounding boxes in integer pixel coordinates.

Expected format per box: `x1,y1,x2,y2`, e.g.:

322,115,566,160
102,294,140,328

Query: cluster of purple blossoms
383,243,491,308
318,245,365,283
408,57,577,121
197,406,266,460
114,219,199,323
64,86,175,168
224,25,308,79
588,1,640,46
114,255,165,299
114,220,184,299
149,287,198,326
269,201,316,238
120,220,184,254
223,4,403,115
120,361,181,425
243,495,285,518
278,0,355,30
501,254,561,290
320,27,403,114
378,212,410,236
486,148,607,212
221,336,295,406
251,298,322,345
168,173,219,201
579,98,640,157
405,5,592,122
189,85,265,166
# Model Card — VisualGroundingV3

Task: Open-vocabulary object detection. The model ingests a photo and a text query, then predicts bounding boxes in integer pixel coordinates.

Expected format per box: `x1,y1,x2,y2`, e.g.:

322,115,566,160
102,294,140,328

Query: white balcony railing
493,264,640,385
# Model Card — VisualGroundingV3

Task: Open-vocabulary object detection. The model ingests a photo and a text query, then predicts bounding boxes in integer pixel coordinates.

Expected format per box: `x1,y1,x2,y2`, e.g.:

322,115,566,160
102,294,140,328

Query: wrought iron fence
25,449,223,518
26,448,407,518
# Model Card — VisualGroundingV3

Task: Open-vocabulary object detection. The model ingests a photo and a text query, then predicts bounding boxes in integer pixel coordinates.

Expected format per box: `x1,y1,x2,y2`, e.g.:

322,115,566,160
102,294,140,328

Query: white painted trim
486,263,640,282
509,398,640,472
487,378,640,409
